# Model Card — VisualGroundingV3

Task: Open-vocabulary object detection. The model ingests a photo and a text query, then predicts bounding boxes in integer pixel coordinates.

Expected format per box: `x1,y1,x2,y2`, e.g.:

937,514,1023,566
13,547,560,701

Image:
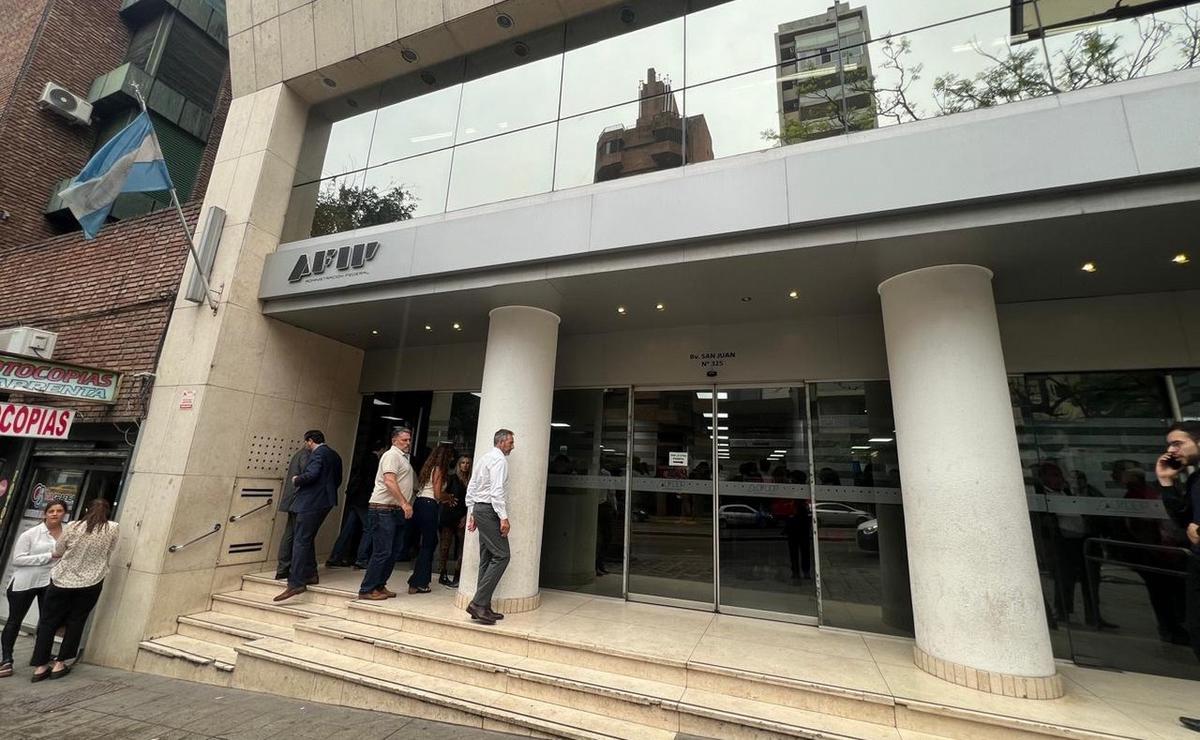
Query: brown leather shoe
465,603,496,625
273,586,306,602
484,608,504,621
380,587,397,598
357,590,388,601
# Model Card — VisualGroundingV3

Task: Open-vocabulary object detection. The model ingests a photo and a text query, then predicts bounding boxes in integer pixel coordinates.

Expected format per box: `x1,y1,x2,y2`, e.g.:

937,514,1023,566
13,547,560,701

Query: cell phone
1165,455,1185,470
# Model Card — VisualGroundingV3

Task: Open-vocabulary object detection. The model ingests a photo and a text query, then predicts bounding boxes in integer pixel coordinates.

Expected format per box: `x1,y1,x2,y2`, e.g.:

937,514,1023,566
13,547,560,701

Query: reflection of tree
763,11,1200,145
312,182,418,236
1013,374,1169,421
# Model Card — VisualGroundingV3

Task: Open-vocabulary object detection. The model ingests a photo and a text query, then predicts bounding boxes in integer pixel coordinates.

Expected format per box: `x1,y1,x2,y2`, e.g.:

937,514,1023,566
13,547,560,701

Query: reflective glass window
446,123,557,211
542,388,630,598
455,26,564,145
555,93,686,189
361,149,453,221
685,0,840,86
367,61,465,167
560,0,685,118
297,95,379,183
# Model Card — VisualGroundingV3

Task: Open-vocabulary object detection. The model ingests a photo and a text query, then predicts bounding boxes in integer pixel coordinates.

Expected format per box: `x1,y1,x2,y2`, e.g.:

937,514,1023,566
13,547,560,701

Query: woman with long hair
1,500,67,678
438,454,471,587
30,498,119,681
407,443,454,594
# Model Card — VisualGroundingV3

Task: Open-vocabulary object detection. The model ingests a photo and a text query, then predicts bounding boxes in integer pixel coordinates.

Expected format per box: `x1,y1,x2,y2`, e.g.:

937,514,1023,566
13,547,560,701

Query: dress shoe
273,586,306,602
353,562,366,570
466,603,496,625
356,590,388,601
48,664,71,680
381,587,397,598
485,607,504,621
30,669,51,683
408,585,431,594
274,572,289,581
306,575,319,585
1179,717,1200,733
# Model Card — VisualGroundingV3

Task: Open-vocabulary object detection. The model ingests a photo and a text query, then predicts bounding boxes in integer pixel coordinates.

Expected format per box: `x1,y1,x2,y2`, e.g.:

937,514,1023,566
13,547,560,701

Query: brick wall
0,0,50,121
0,203,200,424
0,0,128,248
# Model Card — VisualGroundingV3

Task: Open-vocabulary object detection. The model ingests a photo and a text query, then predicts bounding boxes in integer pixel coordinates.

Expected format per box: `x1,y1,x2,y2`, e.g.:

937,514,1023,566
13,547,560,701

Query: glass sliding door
715,386,817,620
627,389,716,606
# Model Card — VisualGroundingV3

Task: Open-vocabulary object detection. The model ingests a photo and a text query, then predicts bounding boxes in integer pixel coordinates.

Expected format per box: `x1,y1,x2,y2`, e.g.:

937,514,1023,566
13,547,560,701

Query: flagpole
131,83,220,315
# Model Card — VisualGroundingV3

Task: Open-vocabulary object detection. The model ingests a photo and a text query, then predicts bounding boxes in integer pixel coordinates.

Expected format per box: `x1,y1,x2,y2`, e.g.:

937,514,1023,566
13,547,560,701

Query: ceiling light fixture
740,296,752,303
788,290,798,299
372,399,390,406
1173,253,1190,265
1081,262,1097,273
868,437,894,443
616,306,627,315
380,415,402,421
400,47,419,63
655,302,665,311
424,324,432,331
496,13,514,29
851,445,871,450
550,422,570,428
513,41,530,57
773,449,787,454
452,322,462,331
703,412,729,419
322,77,337,88
696,392,728,400
370,329,379,335
420,71,437,86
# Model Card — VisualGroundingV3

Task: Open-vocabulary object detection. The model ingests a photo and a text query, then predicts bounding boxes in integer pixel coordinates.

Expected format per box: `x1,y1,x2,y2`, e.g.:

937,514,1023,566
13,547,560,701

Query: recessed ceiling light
1081,262,1097,273
740,296,752,303
696,392,728,400
703,412,729,419
452,322,462,331
655,302,665,311
788,290,798,299
868,437,894,443
370,329,379,335
616,306,627,315
550,422,570,428
773,449,787,454
619,6,637,24
420,71,436,86
1173,253,1190,265
496,13,514,29
513,41,530,57
851,445,871,450
322,77,337,87
424,324,432,331
400,47,419,63
372,399,390,406
380,415,402,421
707,425,729,431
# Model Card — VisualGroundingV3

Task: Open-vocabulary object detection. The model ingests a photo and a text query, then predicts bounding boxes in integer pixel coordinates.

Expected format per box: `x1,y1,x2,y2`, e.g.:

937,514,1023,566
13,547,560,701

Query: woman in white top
0,499,67,677
31,498,119,682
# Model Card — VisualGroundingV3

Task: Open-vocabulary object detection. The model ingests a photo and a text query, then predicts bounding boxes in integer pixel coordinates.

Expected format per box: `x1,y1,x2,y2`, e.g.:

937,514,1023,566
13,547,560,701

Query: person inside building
1,499,67,678
465,428,515,625
274,442,311,581
274,430,343,602
1038,460,1116,629
327,439,386,568
357,427,414,601
438,454,471,587
30,498,119,681
408,443,453,594
1152,421,1200,733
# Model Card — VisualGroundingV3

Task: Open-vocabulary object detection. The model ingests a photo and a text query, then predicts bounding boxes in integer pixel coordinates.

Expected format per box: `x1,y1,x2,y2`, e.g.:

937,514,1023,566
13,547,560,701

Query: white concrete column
456,306,560,613
878,265,1062,699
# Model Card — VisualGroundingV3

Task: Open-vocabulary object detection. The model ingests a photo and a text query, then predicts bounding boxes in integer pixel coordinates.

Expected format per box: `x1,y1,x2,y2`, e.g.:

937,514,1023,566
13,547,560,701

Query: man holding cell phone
1153,421,1200,733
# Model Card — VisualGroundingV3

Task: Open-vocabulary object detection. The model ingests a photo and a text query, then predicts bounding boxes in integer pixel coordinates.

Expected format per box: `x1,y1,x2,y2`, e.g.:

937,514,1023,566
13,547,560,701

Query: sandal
0,661,12,677
407,585,431,594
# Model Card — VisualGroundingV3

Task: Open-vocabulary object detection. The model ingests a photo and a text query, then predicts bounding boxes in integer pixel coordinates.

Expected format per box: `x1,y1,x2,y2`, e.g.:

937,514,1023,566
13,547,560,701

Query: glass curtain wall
282,0,1200,241
541,388,631,598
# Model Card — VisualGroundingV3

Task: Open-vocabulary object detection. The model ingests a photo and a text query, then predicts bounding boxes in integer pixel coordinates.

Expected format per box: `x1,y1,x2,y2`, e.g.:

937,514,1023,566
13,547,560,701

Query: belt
368,503,401,510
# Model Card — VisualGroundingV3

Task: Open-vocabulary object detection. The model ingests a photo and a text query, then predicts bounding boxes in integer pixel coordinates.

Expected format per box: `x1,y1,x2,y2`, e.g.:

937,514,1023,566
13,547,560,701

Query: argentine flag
59,112,172,239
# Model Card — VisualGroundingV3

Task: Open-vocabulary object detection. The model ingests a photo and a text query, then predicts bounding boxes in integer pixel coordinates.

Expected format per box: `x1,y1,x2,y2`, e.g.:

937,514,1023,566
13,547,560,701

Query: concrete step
210,589,348,628
234,636,675,740
177,610,293,649
290,618,908,739
241,573,360,608
135,634,238,687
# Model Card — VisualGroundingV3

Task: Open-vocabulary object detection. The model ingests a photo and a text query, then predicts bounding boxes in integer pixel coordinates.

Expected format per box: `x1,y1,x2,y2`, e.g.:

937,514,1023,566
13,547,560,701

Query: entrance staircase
134,572,1135,740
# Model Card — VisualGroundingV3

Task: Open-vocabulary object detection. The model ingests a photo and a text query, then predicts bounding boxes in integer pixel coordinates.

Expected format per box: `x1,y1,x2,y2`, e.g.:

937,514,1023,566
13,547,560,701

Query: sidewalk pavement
0,635,520,740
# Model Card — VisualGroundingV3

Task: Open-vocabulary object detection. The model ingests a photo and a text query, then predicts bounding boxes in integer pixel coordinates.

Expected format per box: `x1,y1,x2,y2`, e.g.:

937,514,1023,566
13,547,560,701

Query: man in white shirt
464,428,515,625
357,427,415,601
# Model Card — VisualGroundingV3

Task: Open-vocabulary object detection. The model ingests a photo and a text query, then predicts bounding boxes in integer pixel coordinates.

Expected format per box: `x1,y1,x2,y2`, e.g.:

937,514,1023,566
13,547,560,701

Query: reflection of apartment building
776,2,874,142
594,68,713,182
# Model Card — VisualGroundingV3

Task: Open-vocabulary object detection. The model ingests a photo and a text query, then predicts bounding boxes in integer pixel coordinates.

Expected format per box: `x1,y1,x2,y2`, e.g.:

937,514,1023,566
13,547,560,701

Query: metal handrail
168,523,221,553
1083,537,1192,578
229,499,273,523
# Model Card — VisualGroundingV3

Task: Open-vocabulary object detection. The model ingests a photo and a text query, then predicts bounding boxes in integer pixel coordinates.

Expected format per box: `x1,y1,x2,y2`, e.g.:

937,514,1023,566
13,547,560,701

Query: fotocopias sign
0,353,120,403
0,401,75,440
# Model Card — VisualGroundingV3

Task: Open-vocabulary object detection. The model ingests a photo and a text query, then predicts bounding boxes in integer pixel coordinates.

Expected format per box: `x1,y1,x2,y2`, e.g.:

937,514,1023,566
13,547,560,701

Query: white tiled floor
251,568,1200,739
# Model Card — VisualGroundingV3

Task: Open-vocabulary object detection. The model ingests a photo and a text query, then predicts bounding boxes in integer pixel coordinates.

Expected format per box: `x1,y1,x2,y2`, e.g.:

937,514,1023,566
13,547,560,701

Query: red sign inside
0,401,75,439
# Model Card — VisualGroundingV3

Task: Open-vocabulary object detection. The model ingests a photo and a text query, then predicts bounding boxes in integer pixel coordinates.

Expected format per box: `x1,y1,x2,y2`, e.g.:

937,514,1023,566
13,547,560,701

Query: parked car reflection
814,502,872,528
856,518,879,552
718,503,773,528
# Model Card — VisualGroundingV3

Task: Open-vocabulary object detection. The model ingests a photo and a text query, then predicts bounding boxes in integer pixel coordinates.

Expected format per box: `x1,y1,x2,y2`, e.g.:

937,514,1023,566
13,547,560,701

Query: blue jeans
407,498,440,589
330,505,368,563
358,507,406,595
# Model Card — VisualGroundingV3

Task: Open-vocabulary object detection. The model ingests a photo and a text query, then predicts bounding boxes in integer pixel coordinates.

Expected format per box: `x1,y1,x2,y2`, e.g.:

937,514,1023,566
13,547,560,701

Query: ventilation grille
242,435,301,477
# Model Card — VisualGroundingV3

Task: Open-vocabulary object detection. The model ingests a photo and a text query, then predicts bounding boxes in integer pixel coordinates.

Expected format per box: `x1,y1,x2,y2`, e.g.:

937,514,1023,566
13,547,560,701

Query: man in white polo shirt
464,428,515,625
357,427,414,600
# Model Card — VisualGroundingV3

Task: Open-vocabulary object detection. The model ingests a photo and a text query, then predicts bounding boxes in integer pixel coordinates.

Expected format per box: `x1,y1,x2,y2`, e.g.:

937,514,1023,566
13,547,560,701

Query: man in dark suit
275,429,343,602
274,444,310,581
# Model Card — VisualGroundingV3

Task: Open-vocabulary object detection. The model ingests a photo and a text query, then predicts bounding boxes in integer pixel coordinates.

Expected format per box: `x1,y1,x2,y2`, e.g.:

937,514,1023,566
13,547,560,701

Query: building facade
0,0,229,638
57,0,1200,705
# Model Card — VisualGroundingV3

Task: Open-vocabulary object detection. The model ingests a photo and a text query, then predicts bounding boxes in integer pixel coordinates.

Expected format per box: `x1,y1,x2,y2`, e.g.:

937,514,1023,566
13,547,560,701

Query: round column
878,265,1062,699
455,306,560,614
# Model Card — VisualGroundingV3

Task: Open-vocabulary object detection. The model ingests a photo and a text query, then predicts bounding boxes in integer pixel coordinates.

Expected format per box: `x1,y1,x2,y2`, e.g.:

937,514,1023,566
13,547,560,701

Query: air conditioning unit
0,326,58,359
37,82,92,126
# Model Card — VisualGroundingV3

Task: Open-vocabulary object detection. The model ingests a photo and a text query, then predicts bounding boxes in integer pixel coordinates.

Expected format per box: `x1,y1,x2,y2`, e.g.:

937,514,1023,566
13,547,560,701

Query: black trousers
2,583,46,663
31,581,103,665
1187,556,1200,662
276,511,296,577
287,508,330,590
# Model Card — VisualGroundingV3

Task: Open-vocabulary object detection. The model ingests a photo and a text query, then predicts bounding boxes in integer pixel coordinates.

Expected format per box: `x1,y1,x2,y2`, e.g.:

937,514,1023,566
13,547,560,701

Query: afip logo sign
288,241,380,283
